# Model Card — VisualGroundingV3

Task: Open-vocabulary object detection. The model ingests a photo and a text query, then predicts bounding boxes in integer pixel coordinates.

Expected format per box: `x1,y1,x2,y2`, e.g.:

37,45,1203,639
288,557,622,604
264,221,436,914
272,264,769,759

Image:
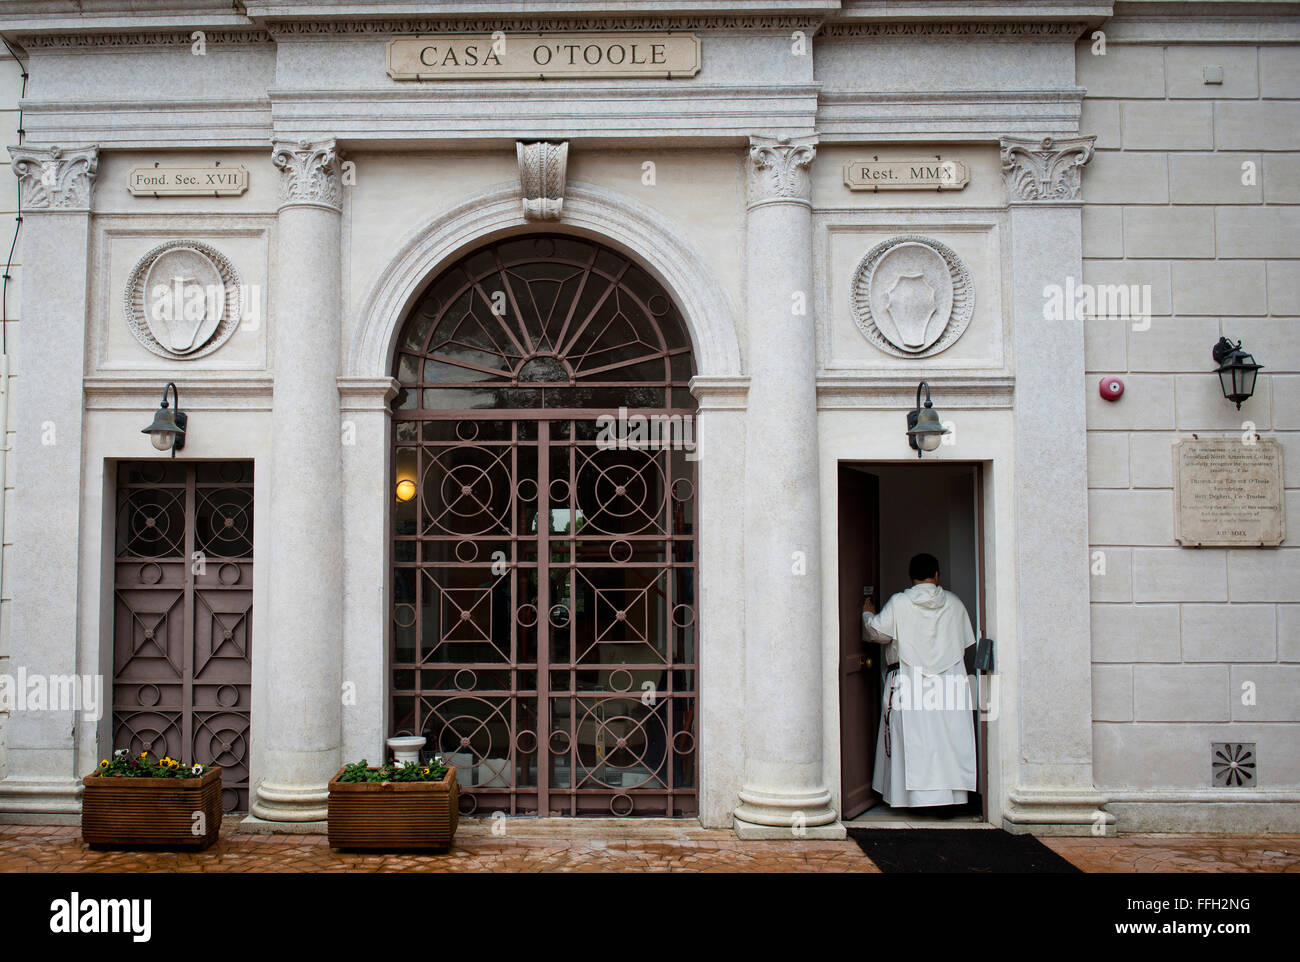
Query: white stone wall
1080,30,1300,816
0,47,23,780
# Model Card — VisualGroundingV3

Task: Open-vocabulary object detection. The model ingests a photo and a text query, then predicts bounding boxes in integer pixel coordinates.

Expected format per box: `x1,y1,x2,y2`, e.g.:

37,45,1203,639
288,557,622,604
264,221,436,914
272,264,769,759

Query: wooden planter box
81,766,223,850
327,766,459,851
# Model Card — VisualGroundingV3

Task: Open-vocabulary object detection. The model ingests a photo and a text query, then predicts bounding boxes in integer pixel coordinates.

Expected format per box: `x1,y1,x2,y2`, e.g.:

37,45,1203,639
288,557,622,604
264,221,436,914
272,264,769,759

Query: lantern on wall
1212,337,1262,410
906,381,951,457
140,382,187,457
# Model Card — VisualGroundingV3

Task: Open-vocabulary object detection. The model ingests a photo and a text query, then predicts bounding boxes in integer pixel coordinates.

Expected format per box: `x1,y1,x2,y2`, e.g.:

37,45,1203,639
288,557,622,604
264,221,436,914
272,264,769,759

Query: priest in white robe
862,552,977,808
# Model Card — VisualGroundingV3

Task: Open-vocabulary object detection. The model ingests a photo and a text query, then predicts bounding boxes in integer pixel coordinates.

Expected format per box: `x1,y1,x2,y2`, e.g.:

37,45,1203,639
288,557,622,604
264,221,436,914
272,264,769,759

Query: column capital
999,135,1095,203
746,137,816,209
271,138,343,211
9,144,98,212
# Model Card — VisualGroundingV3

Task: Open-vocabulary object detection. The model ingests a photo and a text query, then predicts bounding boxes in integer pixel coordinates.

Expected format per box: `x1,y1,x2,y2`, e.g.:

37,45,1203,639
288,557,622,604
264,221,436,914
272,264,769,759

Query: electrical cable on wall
0,34,25,616
1,33,27,351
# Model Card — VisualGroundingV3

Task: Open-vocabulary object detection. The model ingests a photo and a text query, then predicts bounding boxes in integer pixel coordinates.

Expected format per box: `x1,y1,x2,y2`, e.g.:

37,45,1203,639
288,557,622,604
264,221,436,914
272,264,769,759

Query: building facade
0,0,1295,836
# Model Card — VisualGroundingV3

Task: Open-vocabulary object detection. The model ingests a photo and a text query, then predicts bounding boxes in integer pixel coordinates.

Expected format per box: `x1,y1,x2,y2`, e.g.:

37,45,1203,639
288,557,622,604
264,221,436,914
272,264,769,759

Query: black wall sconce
907,381,950,457
141,382,187,457
1212,337,1262,410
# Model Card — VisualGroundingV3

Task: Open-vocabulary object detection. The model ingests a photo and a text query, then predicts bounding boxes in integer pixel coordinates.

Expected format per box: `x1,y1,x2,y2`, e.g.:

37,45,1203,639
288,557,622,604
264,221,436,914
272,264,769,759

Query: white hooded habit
863,583,978,806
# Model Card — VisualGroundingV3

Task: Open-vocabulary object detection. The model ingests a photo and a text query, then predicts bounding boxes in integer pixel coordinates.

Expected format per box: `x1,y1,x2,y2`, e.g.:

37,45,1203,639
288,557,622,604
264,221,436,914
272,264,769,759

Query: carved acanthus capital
271,138,343,210
517,141,568,221
1000,135,1095,202
9,144,99,211
746,138,816,208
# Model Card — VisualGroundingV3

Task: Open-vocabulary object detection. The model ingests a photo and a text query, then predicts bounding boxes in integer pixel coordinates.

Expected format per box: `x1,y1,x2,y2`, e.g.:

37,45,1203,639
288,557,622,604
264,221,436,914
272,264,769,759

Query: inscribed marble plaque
1174,438,1285,546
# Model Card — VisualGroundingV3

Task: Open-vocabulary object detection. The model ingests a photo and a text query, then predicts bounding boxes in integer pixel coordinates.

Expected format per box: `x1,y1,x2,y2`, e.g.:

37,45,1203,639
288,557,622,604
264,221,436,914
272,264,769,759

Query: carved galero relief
849,235,974,358
124,240,243,360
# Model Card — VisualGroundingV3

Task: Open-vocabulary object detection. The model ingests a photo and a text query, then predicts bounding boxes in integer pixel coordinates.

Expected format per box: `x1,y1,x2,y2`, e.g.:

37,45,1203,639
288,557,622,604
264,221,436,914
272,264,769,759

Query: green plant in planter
338,758,449,783
95,748,210,779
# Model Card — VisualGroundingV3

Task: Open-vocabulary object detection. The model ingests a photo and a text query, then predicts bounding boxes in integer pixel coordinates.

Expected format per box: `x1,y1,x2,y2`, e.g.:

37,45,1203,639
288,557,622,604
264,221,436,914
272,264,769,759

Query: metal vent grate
1212,743,1256,787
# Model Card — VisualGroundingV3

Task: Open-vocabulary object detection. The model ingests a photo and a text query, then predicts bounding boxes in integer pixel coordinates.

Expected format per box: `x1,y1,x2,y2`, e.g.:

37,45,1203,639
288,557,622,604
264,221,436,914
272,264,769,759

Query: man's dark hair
909,552,940,581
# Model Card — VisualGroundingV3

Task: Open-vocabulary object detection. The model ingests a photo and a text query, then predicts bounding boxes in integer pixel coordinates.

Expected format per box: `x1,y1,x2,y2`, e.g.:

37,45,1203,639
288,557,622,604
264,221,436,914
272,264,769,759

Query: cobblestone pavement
0,820,1295,873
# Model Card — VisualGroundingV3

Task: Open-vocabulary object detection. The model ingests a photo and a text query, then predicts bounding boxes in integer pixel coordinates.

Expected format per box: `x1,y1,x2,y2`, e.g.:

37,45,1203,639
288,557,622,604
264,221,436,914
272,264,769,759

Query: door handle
861,654,873,670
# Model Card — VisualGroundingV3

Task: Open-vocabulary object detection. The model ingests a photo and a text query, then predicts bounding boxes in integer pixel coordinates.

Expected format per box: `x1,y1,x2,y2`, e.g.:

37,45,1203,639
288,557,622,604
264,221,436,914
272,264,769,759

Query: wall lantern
1212,337,1262,410
395,479,417,502
141,382,187,457
906,380,950,457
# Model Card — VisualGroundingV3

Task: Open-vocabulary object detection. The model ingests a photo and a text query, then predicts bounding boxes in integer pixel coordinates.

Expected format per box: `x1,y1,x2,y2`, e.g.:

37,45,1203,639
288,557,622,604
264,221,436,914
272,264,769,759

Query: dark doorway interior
837,461,987,824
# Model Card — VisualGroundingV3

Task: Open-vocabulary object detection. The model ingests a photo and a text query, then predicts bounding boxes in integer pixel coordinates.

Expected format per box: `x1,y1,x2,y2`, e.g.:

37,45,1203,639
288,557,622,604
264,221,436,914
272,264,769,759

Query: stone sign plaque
128,165,249,196
844,158,969,191
1174,438,1286,546
388,33,701,80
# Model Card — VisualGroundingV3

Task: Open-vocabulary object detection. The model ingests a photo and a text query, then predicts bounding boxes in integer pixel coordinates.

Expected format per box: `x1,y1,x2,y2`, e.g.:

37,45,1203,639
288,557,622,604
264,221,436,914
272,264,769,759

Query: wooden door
838,466,880,820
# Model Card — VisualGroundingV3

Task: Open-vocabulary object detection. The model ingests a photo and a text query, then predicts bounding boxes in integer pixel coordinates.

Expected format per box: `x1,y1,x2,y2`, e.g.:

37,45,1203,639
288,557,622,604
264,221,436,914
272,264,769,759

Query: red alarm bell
1099,376,1124,401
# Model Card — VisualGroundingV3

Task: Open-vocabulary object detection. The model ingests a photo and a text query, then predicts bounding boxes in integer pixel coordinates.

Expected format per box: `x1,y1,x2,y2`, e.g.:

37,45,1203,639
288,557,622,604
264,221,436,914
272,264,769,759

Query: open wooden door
838,465,880,820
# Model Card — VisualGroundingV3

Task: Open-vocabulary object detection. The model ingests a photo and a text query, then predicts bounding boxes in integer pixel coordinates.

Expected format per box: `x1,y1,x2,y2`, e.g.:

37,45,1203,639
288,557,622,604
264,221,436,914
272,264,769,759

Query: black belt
882,665,898,757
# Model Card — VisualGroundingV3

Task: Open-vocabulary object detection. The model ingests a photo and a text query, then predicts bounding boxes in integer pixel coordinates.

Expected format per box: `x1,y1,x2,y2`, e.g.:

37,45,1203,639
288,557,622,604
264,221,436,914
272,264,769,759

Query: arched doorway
389,233,698,816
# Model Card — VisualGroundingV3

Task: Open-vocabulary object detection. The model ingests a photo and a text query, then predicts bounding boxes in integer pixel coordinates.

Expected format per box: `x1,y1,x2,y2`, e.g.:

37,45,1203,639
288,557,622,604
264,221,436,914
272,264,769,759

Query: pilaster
999,134,1112,835
0,145,98,817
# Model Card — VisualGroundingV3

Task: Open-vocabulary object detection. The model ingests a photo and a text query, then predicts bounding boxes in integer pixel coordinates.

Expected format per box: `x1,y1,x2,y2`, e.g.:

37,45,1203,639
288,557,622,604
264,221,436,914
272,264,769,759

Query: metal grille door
391,235,698,816
112,461,254,812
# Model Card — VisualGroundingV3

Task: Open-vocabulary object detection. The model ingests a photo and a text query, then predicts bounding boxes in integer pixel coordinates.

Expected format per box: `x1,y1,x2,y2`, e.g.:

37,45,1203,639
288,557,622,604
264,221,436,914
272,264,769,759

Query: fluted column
0,145,98,817
251,139,345,821
733,138,840,838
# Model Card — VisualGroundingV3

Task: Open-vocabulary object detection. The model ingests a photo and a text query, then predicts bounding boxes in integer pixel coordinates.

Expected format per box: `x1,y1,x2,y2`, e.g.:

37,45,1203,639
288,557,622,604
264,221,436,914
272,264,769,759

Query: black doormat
847,827,1083,873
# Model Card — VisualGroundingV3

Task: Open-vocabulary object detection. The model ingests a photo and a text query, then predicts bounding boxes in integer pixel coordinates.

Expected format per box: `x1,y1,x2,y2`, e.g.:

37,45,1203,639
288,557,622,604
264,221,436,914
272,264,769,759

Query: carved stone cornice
271,138,342,211
22,30,272,49
1000,135,1095,203
8,144,98,211
746,138,816,210
264,16,826,37
820,21,1091,41
517,141,568,222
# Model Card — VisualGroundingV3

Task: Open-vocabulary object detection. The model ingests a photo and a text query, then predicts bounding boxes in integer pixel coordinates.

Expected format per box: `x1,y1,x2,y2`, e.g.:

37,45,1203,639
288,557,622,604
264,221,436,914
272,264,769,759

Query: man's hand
862,596,876,616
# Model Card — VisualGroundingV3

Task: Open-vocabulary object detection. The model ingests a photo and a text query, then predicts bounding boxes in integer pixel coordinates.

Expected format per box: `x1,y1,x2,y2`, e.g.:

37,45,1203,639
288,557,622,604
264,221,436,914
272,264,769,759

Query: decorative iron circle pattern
610,794,634,816
849,234,974,359
123,239,245,361
394,603,417,628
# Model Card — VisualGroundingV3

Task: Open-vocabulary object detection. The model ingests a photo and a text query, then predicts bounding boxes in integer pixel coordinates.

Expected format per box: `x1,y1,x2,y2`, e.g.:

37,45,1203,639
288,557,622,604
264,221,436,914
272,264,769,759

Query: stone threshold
235,814,734,841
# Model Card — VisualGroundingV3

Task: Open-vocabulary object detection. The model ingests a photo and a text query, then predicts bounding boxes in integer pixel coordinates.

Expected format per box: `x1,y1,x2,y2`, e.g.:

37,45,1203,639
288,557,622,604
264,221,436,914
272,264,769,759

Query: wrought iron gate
112,461,254,812
390,235,698,816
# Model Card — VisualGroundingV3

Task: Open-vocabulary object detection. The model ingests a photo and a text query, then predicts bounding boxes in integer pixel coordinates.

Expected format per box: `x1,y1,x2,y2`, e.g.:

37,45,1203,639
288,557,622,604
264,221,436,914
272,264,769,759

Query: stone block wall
1080,30,1300,798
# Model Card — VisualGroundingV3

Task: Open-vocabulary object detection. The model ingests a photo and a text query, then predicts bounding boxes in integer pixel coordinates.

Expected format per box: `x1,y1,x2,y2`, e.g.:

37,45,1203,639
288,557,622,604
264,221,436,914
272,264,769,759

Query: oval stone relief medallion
124,239,243,360
850,235,974,358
